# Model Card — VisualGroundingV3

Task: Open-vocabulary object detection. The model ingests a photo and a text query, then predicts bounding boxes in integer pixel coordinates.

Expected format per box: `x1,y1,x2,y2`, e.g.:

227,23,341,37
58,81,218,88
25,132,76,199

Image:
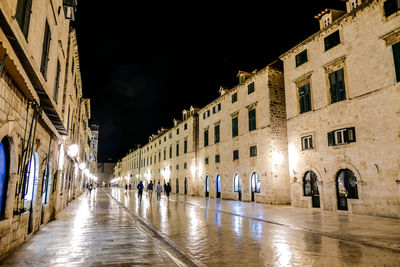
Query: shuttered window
250,146,257,157
184,140,187,153
328,127,356,146
248,109,256,132
204,130,209,147
329,68,346,104
232,117,238,137
299,83,311,113
53,60,61,103
214,125,220,143
233,150,239,160
40,21,52,79
324,31,340,51
392,42,400,82
232,92,237,103
16,0,32,39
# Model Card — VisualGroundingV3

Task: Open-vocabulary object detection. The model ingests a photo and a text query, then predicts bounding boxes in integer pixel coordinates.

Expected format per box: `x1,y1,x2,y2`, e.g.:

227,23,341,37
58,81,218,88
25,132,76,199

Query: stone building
197,62,290,204
0,0,94,260
279,0,400,217
116,106,200,196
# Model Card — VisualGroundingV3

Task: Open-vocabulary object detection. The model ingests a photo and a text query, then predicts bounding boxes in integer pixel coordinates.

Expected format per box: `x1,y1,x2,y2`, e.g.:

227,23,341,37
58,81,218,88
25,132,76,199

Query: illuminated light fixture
67,144,79,158
79,162,86,170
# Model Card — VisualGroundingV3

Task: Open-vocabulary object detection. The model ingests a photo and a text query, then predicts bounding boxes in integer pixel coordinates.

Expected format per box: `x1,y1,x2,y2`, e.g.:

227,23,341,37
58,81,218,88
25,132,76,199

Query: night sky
73,1,345,162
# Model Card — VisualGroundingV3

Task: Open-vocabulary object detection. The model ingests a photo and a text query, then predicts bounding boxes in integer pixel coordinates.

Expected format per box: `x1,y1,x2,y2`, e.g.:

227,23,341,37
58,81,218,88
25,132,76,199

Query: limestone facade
279,0,400,217
197,64,290,204
0,0,95,260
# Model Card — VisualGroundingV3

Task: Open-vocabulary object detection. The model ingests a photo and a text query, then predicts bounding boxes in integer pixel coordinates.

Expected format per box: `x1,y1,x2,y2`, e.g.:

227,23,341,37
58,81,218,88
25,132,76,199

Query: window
299,83,311,113
329,68,346,104
169,146,172,158
40,21,52,79
184,123,187,130
204,129,209,147
384,0,400,17
177,128,179,135
295,50,308,67
351,0,360,10
176,164,179,170
301,135,313,150
323,17,331,27
248,108,256,132
16,0,32,39
248,82,255,94
232,92,237,103
176,144,179,156
158,151,161,162
184,140,187,153
233,174,241,192
214,125,220,143
53,60,61,103
232,117,238,137
164,136,166,142
328,127,356,146
324,30,340,51
250,145,257,157
212,106,216,114
217,103,221,112
392,42,400,82
215,154,220,163
233,150,239,160
163,149,166,160
205,157,209,165
169,132,172,139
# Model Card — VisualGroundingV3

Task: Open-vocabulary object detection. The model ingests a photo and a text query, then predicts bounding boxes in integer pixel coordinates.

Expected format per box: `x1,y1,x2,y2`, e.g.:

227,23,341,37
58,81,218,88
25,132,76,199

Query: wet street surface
2,188,400,266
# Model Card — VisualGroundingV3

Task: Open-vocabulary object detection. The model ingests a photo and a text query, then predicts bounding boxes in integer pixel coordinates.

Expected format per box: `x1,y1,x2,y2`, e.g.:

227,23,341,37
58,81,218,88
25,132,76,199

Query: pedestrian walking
89,183,93,194
165,182,171,200
147,180,154,200
163,182,166,195
156,181,163,201
137,181,144,201
125,184,128,194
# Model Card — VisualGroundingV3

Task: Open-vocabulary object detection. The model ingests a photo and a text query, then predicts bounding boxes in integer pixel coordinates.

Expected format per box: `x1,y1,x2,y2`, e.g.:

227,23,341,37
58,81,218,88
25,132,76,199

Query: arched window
0,138,10,218
303,171,318,196
251,172,260,193
233,173,241,192
337,169,358,199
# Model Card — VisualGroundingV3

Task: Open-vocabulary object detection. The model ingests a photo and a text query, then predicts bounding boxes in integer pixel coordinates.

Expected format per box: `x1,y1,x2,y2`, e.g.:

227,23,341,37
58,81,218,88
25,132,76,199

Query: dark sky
73,1,345,162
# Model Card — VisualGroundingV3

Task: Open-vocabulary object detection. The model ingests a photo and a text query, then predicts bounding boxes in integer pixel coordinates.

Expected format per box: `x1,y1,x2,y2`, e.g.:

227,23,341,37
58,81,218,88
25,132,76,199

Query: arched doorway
233,173,241,201
24,153,38,234
0,137,10,219
215,174,221,198
205,176,209,197
176,178,179,194
250,172,260,202
184,177,187,195
336,169,358,210
303,171,320,208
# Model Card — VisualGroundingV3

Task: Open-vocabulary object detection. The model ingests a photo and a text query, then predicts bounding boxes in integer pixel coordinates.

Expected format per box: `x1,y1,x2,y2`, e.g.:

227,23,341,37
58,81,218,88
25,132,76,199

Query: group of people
135,180,171,201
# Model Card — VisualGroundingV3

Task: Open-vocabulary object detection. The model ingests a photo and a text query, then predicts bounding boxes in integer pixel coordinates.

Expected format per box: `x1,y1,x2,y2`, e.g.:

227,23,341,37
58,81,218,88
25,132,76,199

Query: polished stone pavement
2,188,400,266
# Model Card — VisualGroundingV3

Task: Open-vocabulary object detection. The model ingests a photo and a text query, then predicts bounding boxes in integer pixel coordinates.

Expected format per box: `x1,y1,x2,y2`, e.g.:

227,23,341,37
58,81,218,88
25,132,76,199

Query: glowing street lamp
79,162,86,170
67,144,79,158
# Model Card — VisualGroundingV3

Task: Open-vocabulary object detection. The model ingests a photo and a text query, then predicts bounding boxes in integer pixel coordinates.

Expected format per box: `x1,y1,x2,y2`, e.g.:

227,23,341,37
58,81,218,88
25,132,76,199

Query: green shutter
232,117,238,137
393,42,400,82
337,68,346,101
329,72,337,103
